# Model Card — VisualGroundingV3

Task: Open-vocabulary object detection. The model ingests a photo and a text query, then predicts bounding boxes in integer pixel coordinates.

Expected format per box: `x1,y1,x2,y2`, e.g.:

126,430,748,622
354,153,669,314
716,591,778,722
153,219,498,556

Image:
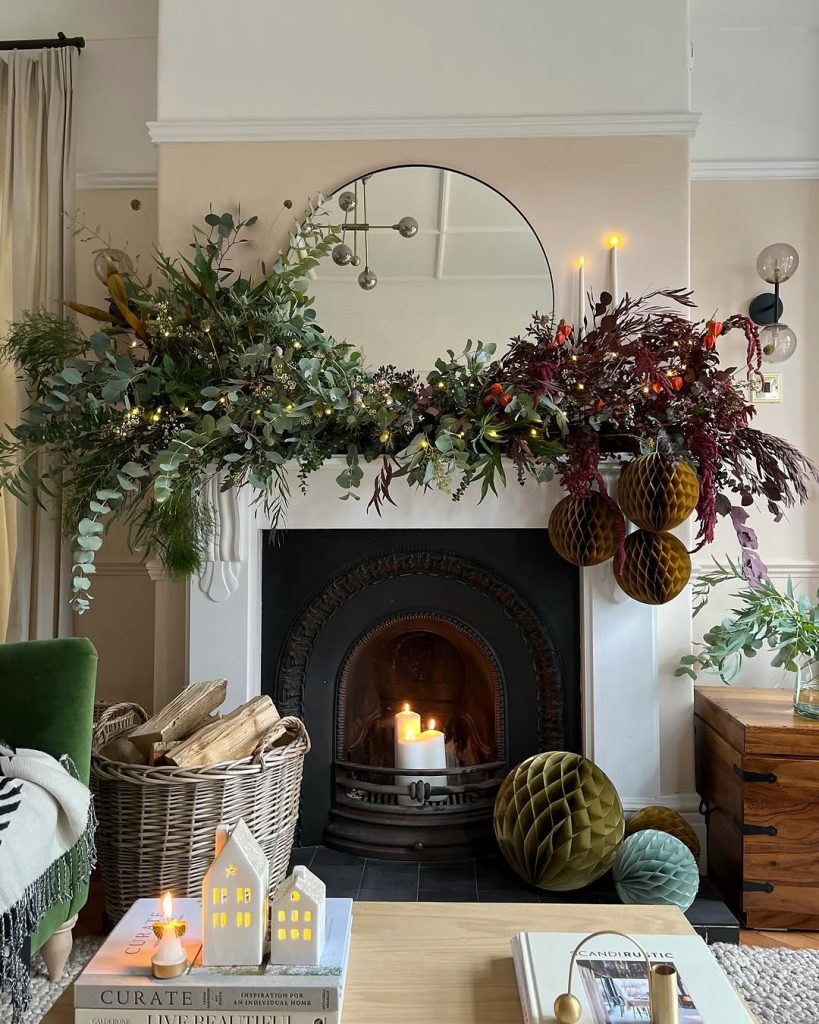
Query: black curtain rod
0,32,85,52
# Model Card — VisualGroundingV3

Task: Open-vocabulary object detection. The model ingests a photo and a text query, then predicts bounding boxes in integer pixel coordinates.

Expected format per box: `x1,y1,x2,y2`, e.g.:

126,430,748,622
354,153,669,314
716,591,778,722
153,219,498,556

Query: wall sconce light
748,242,799,363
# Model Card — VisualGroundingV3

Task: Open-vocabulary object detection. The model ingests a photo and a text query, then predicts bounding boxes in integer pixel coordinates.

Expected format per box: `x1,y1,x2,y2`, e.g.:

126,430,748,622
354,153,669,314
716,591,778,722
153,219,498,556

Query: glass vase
793,656,819,719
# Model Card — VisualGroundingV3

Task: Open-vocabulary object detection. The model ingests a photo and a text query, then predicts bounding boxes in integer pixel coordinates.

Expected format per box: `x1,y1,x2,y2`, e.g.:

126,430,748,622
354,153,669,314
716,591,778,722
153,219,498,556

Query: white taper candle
608,234,620,307
577,256,585,338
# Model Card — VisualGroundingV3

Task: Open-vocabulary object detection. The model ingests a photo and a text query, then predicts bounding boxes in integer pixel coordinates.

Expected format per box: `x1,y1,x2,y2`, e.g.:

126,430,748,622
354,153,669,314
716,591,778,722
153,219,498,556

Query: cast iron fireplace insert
261,529,580,860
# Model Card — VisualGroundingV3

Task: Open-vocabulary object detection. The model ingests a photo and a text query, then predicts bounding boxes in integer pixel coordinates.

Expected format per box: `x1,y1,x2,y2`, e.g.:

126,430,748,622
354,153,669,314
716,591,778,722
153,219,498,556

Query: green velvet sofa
0,636,97,978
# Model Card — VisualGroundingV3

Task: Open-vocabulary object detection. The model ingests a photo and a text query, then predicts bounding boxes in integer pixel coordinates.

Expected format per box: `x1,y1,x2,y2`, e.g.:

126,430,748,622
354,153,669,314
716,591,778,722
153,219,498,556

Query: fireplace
261,529,579,859
188,462,699,856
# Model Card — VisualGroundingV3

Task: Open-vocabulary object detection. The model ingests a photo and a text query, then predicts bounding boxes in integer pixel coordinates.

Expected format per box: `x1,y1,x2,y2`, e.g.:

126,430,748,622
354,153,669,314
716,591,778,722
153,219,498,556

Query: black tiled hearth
290,846,740,945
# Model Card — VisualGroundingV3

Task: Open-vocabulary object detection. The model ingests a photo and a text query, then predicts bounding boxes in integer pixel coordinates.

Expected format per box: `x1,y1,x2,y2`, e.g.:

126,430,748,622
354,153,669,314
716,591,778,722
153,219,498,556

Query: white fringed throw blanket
0,745,96,1023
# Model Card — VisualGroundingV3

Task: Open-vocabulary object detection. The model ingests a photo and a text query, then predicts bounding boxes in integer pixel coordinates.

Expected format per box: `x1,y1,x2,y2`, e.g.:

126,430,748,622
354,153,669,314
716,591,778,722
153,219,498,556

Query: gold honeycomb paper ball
493,751,625,891
617,452,700,532
614,529,691,605
548,494,624,567
625,805,701,859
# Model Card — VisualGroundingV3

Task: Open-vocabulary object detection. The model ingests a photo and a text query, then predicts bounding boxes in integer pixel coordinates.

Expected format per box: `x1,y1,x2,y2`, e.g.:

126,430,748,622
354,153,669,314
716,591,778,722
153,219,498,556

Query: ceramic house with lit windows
269,865,326,966
201,818,269,966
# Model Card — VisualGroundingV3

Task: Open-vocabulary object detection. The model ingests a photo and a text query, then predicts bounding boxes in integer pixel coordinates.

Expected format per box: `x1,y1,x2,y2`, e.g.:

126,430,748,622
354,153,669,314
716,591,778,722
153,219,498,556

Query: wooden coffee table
44,902,709,1024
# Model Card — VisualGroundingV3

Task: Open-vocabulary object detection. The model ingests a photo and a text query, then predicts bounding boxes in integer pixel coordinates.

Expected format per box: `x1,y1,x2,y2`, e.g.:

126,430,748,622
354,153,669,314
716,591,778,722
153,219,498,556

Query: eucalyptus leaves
0,209,558,612
676,558,819,681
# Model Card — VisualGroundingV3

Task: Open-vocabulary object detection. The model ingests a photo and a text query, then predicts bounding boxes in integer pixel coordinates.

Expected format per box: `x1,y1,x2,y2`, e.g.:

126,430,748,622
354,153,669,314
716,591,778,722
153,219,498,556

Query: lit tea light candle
608,234,620,307
151,891,187,979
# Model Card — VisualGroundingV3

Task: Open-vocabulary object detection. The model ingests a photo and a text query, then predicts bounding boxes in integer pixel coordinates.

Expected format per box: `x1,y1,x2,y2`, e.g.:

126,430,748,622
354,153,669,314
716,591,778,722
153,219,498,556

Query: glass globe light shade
396,216,419,239
756,242,799,284
338,190,357,213
93,248,134,284
331,243,353,266
358,267,377,291
760,322,797,363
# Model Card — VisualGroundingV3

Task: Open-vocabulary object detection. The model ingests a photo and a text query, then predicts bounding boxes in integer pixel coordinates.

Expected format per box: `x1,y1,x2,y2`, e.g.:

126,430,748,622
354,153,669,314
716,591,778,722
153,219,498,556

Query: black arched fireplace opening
262,529,580,860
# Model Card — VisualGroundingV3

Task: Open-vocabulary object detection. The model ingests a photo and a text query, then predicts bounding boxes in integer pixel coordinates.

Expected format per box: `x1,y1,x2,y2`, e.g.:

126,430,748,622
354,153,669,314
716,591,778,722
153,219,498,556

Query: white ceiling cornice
147,111,701,144
691,159,819,181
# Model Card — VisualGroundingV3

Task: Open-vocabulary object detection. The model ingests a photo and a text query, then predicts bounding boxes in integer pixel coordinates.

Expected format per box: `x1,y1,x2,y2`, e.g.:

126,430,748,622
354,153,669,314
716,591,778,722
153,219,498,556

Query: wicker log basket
91,702,310,922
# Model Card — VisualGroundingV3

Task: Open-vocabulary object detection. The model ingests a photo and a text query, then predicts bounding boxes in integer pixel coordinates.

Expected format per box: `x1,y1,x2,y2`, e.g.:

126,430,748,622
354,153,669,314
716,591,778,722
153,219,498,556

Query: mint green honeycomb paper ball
493,751,624,891
613,828,699,911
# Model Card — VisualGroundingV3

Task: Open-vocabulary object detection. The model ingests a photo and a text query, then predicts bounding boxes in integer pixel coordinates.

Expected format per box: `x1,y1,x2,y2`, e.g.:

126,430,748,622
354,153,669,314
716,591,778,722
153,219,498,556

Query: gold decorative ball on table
625,804,701,859
493,751,624,891
613,529,691,605
617,451,699,532
548,494,623,567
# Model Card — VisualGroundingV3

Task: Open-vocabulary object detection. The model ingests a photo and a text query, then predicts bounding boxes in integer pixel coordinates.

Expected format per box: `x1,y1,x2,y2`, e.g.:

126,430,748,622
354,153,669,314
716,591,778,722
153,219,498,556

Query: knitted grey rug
0,936,103,1023
712,942,819,1023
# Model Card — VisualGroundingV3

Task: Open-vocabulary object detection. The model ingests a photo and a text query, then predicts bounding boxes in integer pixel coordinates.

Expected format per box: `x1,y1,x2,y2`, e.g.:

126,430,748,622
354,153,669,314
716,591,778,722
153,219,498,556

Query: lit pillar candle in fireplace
394,703,421,759
416,719,446,767
395,716,447,805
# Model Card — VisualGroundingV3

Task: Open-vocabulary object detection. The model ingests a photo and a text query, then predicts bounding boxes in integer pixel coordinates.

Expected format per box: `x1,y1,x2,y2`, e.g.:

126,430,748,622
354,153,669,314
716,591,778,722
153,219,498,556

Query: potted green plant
676,558,819,719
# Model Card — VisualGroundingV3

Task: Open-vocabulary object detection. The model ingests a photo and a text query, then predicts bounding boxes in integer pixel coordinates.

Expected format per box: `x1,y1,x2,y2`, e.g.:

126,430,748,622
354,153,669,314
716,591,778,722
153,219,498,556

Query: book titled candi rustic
74,899,352,1021
512,931,752,1024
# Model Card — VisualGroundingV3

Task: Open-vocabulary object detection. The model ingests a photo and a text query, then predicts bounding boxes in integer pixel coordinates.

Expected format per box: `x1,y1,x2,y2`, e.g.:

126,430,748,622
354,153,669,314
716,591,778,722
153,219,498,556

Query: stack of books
74,898,353,1024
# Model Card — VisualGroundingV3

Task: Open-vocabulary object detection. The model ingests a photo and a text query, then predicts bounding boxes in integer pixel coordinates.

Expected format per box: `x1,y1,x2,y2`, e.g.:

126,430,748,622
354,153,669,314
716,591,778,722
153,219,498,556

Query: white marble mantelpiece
187,458,699,838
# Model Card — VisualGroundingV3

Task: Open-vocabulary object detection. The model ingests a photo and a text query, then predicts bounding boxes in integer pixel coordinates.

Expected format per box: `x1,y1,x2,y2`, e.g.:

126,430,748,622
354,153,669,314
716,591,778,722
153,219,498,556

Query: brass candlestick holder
554,930,679,1024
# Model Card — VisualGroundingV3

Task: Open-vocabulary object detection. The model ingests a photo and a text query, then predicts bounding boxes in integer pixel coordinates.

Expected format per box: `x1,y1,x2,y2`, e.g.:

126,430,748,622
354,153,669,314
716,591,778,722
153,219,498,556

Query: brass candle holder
553,930,679,1024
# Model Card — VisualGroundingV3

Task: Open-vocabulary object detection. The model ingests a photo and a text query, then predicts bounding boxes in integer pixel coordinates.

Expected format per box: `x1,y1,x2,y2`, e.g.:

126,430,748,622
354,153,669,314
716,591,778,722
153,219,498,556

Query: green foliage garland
0,208,559,612
0,207,815,614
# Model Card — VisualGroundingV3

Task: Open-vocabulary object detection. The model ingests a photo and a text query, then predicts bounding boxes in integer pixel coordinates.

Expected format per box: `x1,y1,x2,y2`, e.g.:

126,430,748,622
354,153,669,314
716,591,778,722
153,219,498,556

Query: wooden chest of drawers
695,686,819,929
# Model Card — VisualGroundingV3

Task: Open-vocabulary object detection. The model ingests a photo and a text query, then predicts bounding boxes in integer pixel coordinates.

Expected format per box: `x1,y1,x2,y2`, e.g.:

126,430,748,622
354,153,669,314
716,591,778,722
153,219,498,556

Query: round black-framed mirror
304,164,554,369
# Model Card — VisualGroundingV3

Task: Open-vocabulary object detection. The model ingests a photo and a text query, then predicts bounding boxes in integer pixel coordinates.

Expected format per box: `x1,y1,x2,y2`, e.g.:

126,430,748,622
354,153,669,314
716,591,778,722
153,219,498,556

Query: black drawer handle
734,816,778,837
743,880,775,893
734,765,777,784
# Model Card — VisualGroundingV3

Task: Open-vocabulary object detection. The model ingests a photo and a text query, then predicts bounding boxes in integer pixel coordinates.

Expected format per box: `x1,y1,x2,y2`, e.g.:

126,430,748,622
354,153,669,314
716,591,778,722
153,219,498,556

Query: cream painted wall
690,179,819,686
71,188,162,710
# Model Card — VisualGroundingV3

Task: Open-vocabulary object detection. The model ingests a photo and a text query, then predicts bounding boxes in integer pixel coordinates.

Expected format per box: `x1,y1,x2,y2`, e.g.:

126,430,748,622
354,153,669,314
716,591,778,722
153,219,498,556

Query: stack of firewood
99,682,286,767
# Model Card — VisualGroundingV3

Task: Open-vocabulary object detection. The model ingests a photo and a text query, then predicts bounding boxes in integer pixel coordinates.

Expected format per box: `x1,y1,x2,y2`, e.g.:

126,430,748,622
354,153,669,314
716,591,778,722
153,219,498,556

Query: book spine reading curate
74,986,338,1012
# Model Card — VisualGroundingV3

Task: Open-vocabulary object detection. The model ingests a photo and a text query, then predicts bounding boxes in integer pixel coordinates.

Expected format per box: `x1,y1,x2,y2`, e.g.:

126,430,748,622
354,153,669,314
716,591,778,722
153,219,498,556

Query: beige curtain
0,48,76,643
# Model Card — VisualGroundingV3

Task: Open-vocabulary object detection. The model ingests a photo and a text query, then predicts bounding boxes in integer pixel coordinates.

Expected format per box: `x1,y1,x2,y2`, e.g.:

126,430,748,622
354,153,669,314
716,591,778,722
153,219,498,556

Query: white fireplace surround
187,459,702,847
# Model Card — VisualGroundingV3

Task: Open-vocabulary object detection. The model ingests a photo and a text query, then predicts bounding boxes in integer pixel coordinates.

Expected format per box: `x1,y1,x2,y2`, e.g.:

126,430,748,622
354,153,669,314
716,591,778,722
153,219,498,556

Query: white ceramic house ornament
201,818,269,966
269,865,326,966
